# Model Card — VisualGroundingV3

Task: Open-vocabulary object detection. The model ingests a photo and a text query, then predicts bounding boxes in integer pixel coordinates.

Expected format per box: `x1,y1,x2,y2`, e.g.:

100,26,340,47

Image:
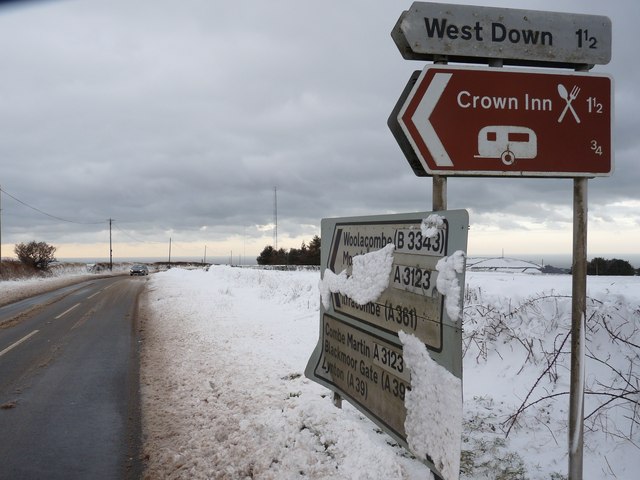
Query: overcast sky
0,0,638,262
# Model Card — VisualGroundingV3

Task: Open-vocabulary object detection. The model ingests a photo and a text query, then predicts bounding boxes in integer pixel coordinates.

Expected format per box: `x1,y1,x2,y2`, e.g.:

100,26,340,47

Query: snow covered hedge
140,266,640,479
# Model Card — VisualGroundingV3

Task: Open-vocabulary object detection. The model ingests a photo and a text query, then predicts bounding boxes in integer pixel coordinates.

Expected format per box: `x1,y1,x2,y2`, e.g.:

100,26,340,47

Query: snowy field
140,265,640,480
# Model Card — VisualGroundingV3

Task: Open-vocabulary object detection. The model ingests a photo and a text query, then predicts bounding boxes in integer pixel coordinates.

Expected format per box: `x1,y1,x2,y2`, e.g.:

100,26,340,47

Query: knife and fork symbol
557,84,581,123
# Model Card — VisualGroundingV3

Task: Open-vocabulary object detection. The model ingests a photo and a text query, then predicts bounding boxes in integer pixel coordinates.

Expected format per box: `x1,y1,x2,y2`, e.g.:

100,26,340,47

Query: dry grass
0,259,42,281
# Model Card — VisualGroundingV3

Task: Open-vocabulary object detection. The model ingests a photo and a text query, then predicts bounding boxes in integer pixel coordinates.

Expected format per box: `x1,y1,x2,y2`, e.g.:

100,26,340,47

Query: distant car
130,264,149,276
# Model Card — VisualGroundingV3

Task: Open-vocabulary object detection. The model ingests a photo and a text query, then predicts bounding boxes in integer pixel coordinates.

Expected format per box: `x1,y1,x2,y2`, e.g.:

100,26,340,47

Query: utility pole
273,186,278,250
109,218,113,271
168,237,172,264
0,185,3,276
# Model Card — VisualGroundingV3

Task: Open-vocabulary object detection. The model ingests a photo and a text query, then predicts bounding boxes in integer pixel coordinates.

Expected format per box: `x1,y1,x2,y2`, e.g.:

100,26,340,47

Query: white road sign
305,210,469,461
392,2,612,67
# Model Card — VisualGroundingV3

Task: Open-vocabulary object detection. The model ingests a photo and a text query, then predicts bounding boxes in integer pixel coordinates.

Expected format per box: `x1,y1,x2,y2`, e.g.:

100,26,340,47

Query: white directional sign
305,210,469,459
392,2,612,67
327,220,447,350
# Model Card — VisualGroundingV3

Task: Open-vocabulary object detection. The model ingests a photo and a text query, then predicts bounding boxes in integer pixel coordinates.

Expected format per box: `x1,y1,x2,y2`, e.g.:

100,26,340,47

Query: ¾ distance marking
0,330,39,358
54,303,81,320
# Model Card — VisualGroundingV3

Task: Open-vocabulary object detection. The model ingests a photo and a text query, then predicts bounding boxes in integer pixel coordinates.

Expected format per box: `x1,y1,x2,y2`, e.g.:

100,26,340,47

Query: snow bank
141,266,430,479
462,272,640,479
139,266,640,479
0,265,110,307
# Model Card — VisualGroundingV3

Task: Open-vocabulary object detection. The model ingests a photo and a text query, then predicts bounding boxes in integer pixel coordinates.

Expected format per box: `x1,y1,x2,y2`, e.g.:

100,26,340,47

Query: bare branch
503,329,572,437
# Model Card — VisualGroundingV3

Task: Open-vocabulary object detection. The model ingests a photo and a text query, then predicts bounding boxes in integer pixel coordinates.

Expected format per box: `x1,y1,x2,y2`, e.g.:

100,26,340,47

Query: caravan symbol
474,126,537,165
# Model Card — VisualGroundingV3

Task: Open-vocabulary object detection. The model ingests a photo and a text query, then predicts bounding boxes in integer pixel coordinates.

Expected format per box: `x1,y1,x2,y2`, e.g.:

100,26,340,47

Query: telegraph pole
0,185,3,275
109,218,113,271
273,186,278,250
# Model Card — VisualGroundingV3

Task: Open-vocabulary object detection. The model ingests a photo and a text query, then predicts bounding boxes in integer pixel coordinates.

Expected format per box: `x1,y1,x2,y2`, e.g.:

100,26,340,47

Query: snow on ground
462,271,640,479
0,264,112,306
140,267,430,480
3,262,637,478
140,266,640,479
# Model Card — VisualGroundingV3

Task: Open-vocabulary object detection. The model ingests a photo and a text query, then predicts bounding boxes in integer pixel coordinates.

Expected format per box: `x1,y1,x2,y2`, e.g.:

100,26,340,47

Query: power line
112,222,163,244
0,186,104,225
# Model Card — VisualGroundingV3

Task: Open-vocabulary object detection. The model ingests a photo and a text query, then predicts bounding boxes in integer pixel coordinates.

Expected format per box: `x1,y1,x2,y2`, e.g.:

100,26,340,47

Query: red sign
396,66,612,177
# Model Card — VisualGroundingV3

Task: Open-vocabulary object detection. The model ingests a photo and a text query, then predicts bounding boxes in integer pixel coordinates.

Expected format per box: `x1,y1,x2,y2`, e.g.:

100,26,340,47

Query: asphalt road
0,276,145,480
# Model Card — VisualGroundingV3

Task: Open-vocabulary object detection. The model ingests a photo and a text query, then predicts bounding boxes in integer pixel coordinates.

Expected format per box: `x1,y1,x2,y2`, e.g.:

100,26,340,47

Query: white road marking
54,303,81,319
87,291,101,300
71,318,86,330
0,330,39,358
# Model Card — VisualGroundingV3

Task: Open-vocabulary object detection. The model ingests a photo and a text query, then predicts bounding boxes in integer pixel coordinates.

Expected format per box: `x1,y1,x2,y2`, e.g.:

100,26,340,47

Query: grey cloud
0,0,637,258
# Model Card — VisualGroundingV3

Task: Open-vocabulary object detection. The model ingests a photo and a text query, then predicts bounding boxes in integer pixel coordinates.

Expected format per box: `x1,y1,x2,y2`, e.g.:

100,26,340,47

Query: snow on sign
393,65,612,177
323,214,465,351
391,2,612,67
305,210,469,474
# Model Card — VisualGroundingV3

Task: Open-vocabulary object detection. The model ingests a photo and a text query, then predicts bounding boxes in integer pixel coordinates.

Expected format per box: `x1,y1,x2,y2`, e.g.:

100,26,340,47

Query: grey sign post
390,3,613,479
305,210,469,479
392,2,611,67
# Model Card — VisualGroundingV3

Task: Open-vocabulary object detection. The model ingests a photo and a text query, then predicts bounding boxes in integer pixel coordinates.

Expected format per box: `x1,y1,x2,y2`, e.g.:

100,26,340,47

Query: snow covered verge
462,273,640,479
0,263,120,307
139,266,640,479
140,266,430,479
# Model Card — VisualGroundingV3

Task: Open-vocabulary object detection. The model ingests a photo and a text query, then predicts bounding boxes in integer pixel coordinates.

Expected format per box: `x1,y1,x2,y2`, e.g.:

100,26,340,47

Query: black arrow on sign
328,227,343,308
388,70,427,177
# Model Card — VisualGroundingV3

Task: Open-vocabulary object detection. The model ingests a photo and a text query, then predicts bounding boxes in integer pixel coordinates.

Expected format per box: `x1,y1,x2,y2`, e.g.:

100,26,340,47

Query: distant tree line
256,235,320,266
587,257,637,276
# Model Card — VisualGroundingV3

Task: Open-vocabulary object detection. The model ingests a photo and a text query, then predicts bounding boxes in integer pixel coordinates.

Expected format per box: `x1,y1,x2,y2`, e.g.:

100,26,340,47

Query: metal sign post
389,3,613,479
432,175,446,211
570,177,587,478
